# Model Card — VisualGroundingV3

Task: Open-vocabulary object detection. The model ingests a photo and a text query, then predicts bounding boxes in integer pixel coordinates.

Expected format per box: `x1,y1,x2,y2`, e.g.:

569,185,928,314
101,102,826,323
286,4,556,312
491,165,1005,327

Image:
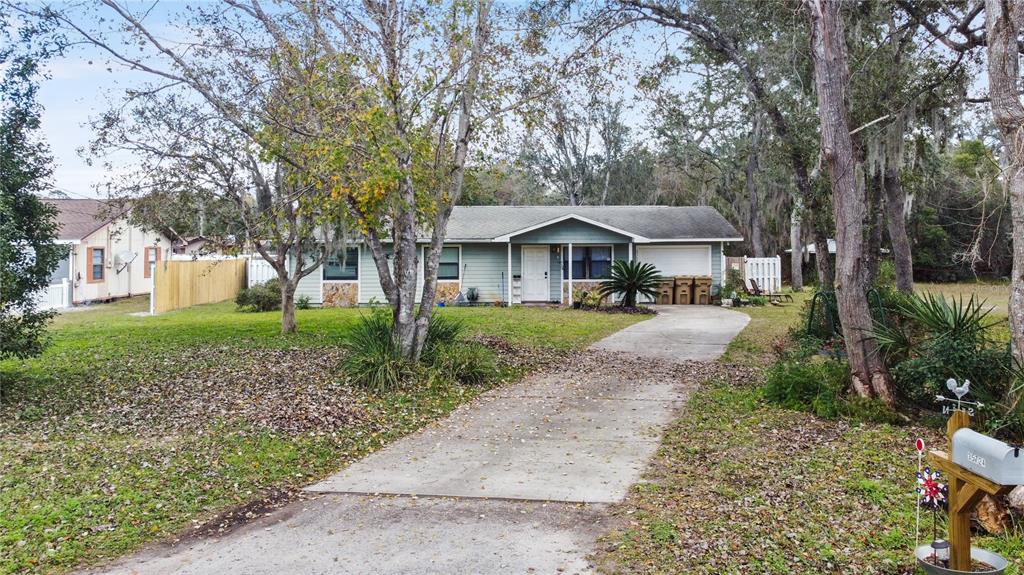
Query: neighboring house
295,205,742,307
172,236,210,256
45,198,173,304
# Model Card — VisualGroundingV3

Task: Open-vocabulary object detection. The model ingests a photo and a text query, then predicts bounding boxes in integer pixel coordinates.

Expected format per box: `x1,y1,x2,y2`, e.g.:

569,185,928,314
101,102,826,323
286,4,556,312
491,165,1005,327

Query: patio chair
748,279,793,303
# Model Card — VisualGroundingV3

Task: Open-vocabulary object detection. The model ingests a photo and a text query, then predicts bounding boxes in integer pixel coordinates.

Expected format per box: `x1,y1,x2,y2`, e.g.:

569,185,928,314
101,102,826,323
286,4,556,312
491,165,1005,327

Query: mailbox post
925,409,1016,571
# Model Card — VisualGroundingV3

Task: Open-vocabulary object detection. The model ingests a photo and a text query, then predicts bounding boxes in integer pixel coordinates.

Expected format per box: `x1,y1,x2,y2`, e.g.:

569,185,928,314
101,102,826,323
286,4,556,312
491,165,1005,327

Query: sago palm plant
598,260,662,307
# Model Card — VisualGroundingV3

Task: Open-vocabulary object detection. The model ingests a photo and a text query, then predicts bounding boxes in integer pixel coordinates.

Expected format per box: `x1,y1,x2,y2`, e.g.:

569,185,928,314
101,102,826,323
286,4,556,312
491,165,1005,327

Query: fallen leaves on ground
591,372,977,575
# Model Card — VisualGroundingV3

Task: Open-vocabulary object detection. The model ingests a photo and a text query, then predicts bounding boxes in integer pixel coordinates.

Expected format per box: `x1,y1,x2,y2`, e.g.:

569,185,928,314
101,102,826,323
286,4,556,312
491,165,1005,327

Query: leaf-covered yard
0,298,647,574
595,283,1024,575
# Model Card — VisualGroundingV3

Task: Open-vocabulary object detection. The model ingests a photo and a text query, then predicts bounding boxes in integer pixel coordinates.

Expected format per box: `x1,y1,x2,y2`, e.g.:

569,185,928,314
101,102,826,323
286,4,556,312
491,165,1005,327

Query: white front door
521,246,550,302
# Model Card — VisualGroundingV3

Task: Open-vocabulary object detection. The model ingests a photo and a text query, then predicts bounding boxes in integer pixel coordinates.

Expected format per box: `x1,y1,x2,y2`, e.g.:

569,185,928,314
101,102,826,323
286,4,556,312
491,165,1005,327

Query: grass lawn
596,283,1024,575
1,298,647,574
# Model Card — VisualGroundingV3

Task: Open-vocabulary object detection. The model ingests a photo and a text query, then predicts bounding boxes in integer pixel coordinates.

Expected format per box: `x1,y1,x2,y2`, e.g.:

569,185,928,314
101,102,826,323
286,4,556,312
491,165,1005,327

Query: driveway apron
85,306,749,575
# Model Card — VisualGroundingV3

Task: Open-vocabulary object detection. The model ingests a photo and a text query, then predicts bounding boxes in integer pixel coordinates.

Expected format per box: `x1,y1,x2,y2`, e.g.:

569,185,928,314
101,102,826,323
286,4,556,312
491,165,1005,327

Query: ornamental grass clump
343,308,497,392
342,308,415,392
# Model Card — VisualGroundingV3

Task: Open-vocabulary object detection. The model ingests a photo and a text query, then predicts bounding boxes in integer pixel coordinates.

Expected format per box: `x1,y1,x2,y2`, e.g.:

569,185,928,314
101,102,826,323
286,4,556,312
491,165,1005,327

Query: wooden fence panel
152,258,247,314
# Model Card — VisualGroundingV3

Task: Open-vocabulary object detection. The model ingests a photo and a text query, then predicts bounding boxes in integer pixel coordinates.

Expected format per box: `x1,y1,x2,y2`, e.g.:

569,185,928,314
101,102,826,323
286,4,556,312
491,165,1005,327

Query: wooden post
946,410,972,571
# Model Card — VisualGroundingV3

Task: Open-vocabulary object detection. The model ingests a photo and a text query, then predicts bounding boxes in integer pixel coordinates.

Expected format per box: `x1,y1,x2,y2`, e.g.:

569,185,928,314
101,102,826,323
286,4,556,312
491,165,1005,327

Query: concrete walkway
85,306,749,575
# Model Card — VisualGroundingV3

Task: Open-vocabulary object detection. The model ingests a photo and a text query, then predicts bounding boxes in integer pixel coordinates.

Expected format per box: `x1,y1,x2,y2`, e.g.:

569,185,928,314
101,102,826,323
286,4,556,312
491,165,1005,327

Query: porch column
507,241,512,307
567,242,573,306
628,242,633,263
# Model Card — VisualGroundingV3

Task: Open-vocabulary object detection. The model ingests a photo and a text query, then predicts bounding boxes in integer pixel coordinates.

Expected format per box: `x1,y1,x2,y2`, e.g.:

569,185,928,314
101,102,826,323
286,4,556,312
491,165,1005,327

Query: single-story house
295,205,742,307
45,198,173,304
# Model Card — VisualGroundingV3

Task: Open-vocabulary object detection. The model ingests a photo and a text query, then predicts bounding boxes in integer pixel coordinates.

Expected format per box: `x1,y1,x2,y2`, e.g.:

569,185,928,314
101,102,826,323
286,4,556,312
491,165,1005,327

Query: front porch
505,242,632,306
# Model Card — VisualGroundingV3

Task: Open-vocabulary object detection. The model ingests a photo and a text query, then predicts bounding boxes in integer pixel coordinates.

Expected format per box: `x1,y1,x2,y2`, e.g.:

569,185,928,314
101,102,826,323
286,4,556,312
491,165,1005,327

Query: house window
563,246,612,279
324,247,359,280
89,247,105,282
143,246,161,278
436,247,460,280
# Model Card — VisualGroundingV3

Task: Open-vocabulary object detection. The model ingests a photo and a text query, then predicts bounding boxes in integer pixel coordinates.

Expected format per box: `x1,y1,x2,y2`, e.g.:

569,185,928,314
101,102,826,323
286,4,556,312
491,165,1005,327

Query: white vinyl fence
744,256,782,293
33,279,71,310
247,257,277,287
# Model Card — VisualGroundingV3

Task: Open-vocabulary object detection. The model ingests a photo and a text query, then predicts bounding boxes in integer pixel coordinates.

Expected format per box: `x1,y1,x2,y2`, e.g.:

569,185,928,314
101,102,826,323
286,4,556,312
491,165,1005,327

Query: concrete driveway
591,305,750,362
84,306,748,575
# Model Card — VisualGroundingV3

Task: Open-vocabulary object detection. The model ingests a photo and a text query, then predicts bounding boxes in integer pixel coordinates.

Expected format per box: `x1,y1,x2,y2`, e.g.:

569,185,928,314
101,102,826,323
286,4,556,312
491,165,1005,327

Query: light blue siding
461,243,508,303
548,248,561,301
512,220,630,244
295,266,323,305
712,242,723,292
358,245,390,304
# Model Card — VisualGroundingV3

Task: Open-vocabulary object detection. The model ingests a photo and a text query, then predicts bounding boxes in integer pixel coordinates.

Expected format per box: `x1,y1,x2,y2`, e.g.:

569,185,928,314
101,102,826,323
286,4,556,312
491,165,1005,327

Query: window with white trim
563,246,611,279
435,247,460,280
323,247,359,280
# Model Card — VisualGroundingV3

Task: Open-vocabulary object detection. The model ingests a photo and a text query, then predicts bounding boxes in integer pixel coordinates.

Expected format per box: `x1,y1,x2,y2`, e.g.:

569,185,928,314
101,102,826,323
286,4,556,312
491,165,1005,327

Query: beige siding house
46,199,172,304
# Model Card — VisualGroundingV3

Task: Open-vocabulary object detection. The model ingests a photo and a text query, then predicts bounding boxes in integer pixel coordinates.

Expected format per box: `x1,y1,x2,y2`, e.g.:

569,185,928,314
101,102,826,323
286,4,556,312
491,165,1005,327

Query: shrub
747,295,767,307
764,358,848,417
875,260,897,290
722,267,744,298
572,289,605,309
765,357,900,424
428,342,497,385
296,295,312,310
235,279,282,312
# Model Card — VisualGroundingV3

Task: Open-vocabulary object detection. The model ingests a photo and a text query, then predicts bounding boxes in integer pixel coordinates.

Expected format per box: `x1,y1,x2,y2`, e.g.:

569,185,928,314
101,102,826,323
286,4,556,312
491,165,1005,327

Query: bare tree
804,0,894,404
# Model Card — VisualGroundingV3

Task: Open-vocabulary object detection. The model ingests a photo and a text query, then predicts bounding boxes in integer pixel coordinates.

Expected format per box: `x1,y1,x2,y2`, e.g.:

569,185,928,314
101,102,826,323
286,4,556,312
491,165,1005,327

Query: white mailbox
952,428,1024,486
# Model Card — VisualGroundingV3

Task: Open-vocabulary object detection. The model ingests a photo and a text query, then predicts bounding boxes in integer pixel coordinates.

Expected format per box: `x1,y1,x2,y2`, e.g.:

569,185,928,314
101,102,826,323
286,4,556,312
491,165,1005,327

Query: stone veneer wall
562,280,607,305
436,281,461,304
322,282,358,307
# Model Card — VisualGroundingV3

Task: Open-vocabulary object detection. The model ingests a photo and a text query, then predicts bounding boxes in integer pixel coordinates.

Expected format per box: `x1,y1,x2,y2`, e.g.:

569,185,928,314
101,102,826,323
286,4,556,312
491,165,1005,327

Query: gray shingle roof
444,205,741,241
44,198,124,241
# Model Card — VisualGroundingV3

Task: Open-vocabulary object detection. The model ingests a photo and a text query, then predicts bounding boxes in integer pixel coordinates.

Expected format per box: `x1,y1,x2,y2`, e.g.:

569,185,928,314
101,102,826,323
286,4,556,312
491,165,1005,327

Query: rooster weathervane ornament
934,378,983,416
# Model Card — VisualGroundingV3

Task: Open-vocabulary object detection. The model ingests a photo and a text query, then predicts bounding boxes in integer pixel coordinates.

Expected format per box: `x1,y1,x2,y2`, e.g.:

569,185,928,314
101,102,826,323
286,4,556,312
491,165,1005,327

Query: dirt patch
185,487,308,541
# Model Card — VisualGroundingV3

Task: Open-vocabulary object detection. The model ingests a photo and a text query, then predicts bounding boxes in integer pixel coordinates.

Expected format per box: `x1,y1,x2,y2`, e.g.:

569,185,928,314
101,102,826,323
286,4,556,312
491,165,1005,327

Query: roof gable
493,213,647,242
44,198,124,241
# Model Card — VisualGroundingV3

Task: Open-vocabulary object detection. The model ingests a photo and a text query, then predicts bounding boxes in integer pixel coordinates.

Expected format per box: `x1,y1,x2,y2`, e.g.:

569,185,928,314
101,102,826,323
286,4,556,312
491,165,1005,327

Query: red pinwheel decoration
916,467,947,509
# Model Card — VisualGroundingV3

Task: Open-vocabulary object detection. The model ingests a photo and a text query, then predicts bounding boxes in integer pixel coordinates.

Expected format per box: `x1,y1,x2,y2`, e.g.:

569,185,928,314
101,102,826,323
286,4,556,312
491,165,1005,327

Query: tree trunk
790,202,804,291
280,280,297,334
884,167,914,293
747,115,765,257
985,0,1024,362
805,0,894,405
411,0,492,361
865,171,884,287
813,229,834,291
